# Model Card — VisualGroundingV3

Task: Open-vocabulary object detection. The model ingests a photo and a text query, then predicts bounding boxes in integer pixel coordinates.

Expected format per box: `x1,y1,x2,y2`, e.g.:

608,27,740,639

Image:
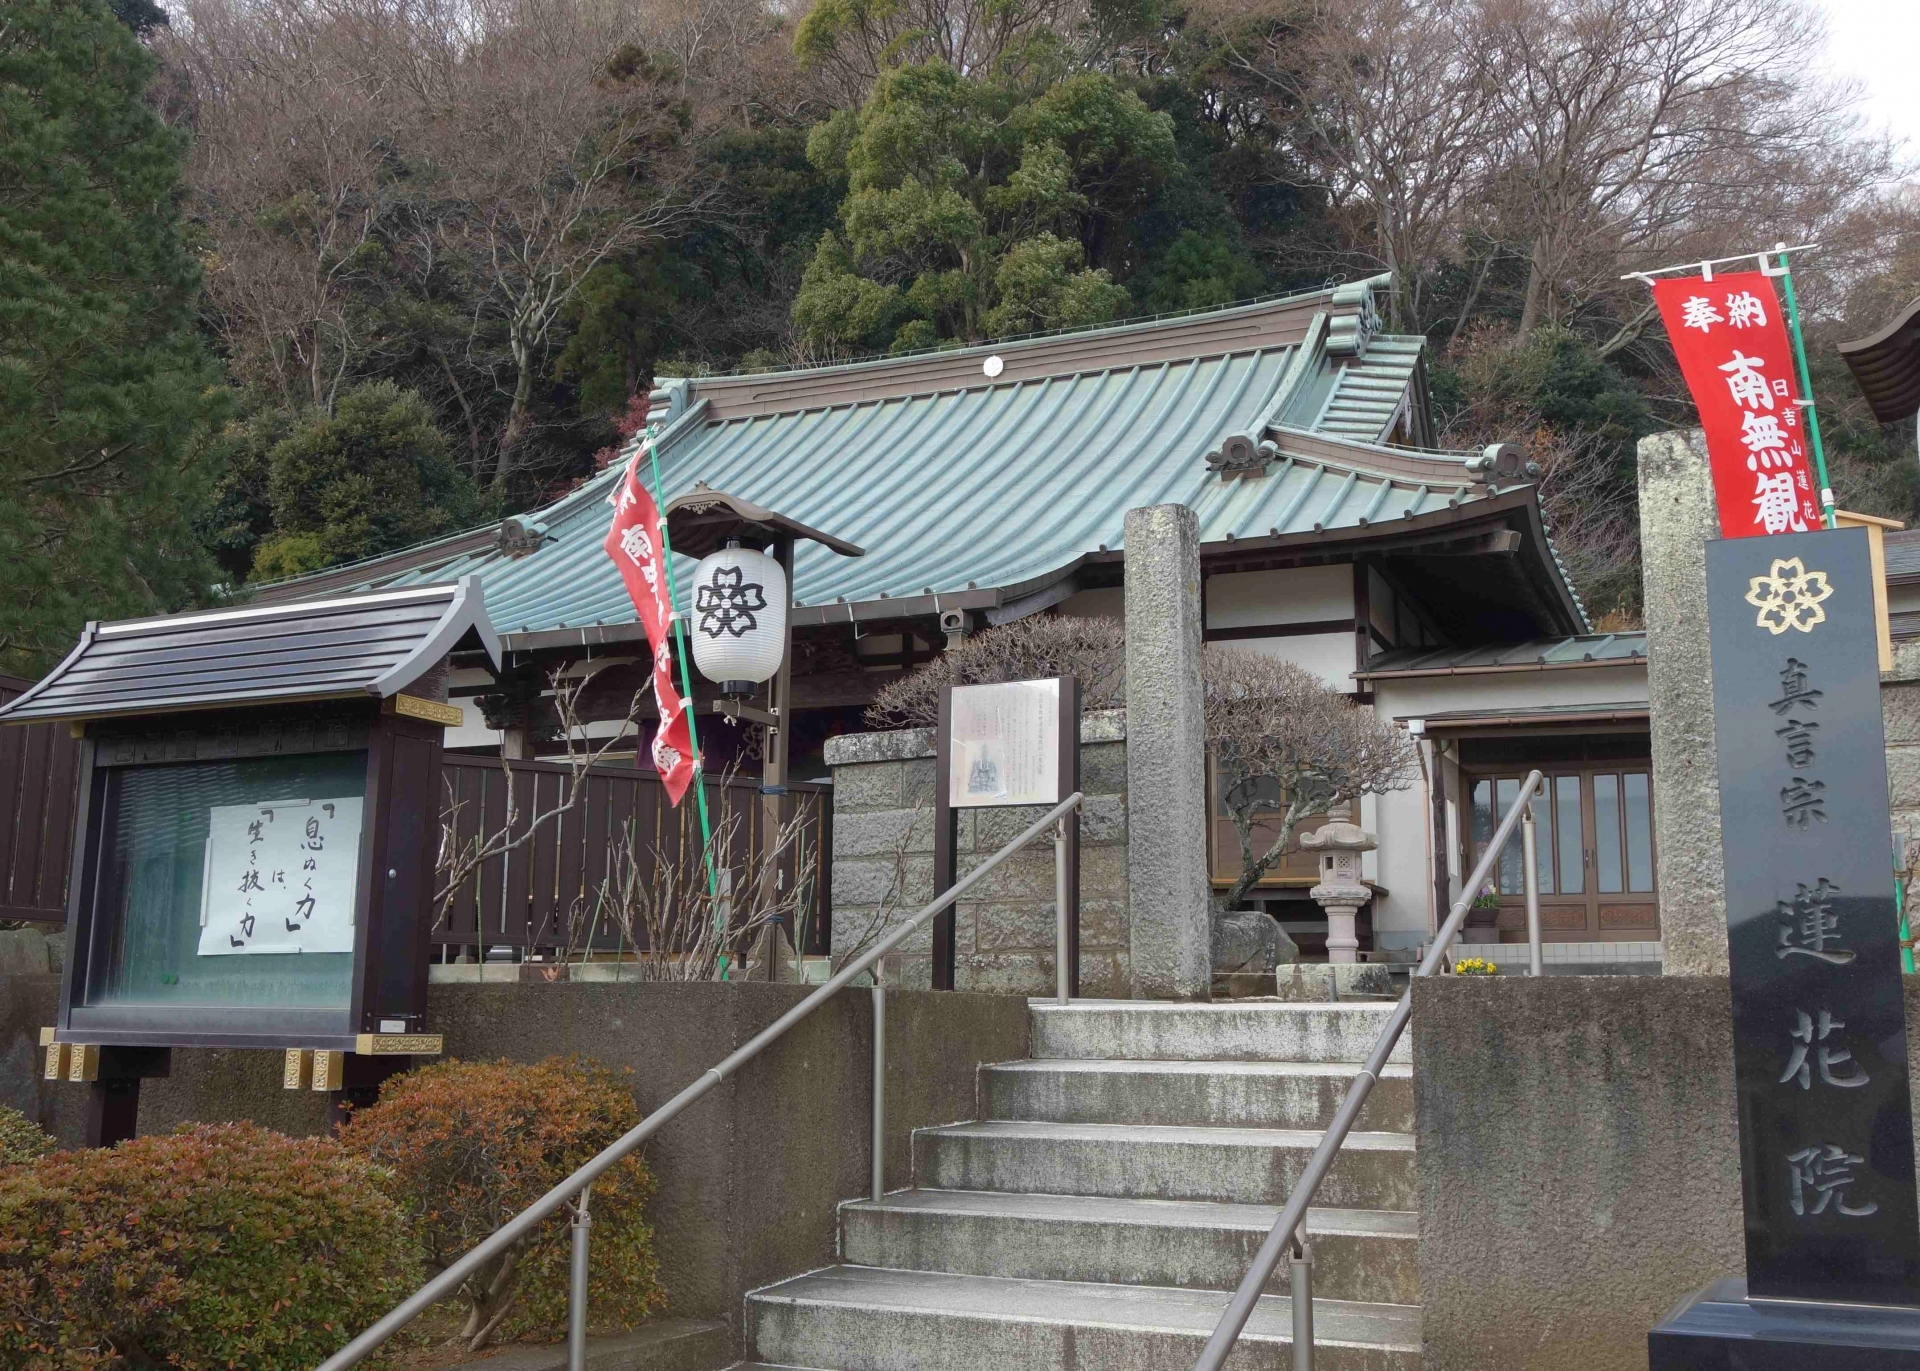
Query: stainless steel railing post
567,1186,591,1371
871,970,886,1203
1191,772,1542,1371
1291,1239,1314,1371
1054,815,1070,1006
1522,803,1543,977
318,792,1085,1371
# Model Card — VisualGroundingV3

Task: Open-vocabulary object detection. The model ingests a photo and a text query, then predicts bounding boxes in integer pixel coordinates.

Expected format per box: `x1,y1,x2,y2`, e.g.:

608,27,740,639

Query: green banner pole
1772,244,1835,531
641,421,728,978
1899,862,1914,976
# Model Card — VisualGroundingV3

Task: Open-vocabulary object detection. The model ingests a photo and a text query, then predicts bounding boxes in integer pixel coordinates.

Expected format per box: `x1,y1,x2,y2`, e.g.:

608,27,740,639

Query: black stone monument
1651,526,1920,1368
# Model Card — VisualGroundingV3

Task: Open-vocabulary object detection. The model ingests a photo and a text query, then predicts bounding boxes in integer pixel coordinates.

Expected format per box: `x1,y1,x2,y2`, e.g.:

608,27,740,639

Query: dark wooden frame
932,676,1080,993
55,699,444,1052
1458,761,1660,941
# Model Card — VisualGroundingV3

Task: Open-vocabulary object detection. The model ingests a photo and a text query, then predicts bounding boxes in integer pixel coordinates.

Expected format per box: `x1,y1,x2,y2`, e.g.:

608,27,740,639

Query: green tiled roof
1356,634,1647,677
1313,336,1424,442
253,282,1581,641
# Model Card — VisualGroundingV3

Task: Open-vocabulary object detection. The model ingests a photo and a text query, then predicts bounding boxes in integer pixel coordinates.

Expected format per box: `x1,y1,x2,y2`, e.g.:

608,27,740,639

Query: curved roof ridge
1272,423,1476,466
682,282,1358,384
695,348,1222,428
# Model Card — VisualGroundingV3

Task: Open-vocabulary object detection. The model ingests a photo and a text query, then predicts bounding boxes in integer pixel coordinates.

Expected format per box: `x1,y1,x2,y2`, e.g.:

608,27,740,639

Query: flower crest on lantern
660,484,865,701
689,542,786,695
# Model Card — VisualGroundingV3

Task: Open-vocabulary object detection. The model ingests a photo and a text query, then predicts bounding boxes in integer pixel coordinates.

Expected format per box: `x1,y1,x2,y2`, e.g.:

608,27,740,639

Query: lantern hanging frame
660,485,863,983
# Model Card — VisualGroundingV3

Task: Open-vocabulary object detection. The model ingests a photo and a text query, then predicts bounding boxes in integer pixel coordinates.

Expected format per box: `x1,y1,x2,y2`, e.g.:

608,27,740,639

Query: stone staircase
733,999,1419,1371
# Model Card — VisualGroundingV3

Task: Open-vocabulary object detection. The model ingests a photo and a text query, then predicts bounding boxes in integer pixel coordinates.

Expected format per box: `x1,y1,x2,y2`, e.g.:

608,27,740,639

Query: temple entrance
1458,737,1659,943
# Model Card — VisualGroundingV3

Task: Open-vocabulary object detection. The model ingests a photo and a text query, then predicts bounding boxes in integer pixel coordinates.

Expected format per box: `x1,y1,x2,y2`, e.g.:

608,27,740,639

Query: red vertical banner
603,445,696,805
1653,271,1822,539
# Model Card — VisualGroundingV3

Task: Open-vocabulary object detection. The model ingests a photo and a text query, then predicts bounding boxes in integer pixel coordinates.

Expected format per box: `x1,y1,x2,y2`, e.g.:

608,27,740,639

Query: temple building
252,277,1656,968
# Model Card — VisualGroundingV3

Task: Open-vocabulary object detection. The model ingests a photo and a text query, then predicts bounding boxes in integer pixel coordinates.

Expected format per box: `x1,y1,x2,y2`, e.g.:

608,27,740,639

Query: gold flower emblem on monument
1744,557,1834,635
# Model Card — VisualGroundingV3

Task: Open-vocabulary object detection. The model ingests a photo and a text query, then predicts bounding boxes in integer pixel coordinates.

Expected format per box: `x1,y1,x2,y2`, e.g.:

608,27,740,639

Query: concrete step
841,1189,1419,1305
461,1321,731,1371
914,1120,1417,1209
983,1058,1415,1132
746,1265,1420,1371
1031,1001,1408,1064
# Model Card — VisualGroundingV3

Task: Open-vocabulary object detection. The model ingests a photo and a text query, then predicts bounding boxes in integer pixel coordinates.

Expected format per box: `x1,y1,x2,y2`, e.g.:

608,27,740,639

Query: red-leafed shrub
0,1121,419,1371
338,1056,663,1350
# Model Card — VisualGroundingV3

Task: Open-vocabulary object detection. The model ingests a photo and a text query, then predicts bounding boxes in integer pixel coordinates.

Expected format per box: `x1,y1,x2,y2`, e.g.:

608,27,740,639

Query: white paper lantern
689,544,787,692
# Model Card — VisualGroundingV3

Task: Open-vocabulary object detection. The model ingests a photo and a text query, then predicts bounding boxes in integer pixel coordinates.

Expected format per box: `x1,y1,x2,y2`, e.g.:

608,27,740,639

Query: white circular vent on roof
982,354,1004,378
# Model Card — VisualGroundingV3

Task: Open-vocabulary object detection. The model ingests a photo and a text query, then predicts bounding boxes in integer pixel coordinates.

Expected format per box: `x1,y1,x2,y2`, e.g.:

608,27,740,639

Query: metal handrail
1191,770,1545,1371
316,790,1087,1371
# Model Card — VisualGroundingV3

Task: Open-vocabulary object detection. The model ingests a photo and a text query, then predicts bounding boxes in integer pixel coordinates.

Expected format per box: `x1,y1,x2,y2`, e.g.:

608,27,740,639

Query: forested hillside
4,0,1917,673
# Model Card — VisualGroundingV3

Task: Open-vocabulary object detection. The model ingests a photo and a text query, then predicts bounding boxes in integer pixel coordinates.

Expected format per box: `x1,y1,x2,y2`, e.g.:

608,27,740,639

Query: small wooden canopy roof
663,484,865,560
0,579,501,724
1840,297,1920,424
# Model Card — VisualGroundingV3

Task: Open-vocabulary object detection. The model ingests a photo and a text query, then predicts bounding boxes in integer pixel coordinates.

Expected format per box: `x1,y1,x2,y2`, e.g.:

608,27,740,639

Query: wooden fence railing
433,754,831,959
0,676,80,924
0,722,833,958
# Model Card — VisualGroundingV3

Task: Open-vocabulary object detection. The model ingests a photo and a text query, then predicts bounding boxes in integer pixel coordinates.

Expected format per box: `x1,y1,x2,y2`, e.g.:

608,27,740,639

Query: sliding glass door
1466,767,1658,939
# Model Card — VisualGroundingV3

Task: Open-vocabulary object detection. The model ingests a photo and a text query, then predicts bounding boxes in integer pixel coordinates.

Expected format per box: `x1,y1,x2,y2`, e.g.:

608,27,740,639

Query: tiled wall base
1453,939,1662,970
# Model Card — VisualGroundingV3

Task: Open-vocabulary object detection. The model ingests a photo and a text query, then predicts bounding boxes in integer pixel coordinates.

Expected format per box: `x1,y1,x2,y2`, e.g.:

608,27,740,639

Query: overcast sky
1815,0,1920,156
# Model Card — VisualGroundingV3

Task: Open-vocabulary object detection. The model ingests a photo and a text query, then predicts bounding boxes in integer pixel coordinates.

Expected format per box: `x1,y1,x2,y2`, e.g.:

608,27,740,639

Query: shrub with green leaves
0,1107,54,1166
0,1121,419,1371
338,1056,664,1350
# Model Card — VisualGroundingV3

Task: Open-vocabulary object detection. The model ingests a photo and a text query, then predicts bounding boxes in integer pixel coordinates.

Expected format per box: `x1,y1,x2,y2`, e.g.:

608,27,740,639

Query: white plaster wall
1373,665,1648,719
1206,565,1352,628
1367,567,1394,641
1890,583,1920,616
1226,632,1359,693
1366,664,1650,949
1373,784,1430,950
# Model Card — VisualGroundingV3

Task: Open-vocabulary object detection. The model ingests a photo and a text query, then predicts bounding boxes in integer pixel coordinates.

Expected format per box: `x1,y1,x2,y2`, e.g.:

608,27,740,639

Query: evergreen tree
0,0,226,673
792,60,1177,356
249,382,484,582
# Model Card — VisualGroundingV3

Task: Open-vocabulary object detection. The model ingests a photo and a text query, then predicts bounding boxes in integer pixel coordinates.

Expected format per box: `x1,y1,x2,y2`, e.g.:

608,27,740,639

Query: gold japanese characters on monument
1745,557,1834,635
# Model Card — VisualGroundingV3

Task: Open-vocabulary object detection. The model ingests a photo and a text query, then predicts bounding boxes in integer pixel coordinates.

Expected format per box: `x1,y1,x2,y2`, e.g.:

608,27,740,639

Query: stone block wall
1885,643,1920,901
825,711,1129,995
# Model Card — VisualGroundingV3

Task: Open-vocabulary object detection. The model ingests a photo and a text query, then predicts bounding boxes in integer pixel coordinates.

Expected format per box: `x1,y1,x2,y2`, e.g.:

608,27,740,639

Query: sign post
932,677,1080,994
1651,526,1920,1366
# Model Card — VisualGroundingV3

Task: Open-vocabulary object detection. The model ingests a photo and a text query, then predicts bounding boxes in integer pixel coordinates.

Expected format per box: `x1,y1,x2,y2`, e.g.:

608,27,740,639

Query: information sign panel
1706,526,1920,1305
947,679,1063,808
199,797,363,956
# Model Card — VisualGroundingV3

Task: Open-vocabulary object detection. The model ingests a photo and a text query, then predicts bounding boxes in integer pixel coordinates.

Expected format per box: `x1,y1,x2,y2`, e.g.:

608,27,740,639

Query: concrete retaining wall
1413,974,1920,1371
825,711,1130,996
0,974,1028,1353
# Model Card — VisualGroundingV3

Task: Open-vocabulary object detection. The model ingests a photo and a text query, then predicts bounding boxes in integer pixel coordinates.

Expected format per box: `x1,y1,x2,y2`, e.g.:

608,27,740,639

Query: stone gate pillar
1123,503,1213,999
1638,428,1728,975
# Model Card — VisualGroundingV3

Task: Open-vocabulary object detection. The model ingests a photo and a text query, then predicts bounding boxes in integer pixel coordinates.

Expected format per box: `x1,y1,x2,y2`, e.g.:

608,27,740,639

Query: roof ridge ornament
493,515,549,558
1205,433,1280,480
1325,273,1390,359
1464,443,1539,487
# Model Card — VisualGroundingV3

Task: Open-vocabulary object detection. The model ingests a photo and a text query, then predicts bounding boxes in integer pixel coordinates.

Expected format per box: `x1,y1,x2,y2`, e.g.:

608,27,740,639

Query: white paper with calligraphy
948,679,1062,809
197,797,362,956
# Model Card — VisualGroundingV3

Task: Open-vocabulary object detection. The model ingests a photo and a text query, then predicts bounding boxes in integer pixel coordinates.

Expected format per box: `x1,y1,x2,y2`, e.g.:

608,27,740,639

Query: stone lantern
1299,801,1376,965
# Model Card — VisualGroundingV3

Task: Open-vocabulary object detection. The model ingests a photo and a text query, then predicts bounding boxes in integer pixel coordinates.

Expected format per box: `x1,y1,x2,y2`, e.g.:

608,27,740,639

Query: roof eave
1357,655,1645,681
